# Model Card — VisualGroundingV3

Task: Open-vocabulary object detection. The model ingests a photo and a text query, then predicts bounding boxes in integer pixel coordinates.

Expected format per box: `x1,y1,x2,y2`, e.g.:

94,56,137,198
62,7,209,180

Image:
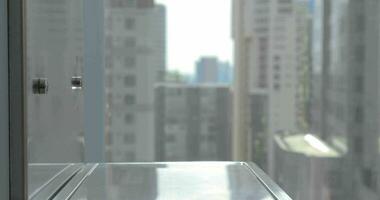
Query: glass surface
25,0,380,199
69,163,274,200
28,164,69,198
26,0,84,163
25,0,85,196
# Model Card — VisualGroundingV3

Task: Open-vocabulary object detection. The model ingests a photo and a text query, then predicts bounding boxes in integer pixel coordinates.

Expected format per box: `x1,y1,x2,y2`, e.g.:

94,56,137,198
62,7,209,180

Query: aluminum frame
8,0,27,199
0,0,9,198
83,0,105,162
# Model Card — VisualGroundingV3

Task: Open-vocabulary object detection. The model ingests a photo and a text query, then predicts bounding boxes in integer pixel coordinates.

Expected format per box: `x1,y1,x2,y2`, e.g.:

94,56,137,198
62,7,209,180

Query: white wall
0,0,9,198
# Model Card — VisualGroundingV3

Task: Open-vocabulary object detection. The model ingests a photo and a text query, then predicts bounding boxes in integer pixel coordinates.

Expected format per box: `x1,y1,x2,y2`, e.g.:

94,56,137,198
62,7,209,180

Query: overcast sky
156,0,233,74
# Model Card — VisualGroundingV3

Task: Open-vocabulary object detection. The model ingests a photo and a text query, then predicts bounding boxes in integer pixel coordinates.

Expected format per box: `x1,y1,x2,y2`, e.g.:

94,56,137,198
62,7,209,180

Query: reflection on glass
69,163,274,200
26,0,84,163
24,0,380,199
104,0,166,162
28,164,69,199
26,0,85,196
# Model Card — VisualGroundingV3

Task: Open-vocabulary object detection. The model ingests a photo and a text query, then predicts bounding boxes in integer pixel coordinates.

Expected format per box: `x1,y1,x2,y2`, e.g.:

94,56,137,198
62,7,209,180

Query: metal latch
32,78,48,94
71,76,83,90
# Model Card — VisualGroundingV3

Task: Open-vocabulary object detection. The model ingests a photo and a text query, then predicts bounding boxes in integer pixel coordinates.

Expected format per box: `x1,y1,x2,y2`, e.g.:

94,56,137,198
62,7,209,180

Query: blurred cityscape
26,0,380,199
103,0,380,199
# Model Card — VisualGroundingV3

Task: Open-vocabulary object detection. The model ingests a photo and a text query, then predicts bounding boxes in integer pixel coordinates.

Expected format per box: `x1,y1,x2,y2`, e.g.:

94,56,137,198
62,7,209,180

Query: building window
127,0,136,6
125,56,136,68
125,152,135,161
125,113,134,124
274,73,280,81
124,95,136,105
255,27,269,33
356,14,365,31
124,75,136,87
124,133,135,144
259,54,267,62
107,75,113,87
208,125,216,133
278,0,291,3
177,88,184,95
355,76,363,93
362,168,377,190
105,55,113,68
355,106,363,123
114,36,124,46
125,37,136,48
166,135,176,143
259,37,267,51
355,45,365,62
354,136,363,154
110,0,136,8
278,6,292,14
105,35,112,48
259,64,267,70
258,73,267,88
274,83,280,90
125,18,135,30
108,132,113,145
107,93,113,104
208,134,216,141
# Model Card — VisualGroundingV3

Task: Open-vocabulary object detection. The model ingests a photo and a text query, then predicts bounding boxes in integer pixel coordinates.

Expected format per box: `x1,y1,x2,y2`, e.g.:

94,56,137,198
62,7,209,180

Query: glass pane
104,0,233,162
26,0,84,197
103,0,380,199
24,0,380,199
69,163,273,200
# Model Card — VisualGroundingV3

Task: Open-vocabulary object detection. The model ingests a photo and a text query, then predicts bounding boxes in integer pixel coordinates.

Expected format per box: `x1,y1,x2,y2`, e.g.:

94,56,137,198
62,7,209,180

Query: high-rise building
155,84,232,161
218,62,234,84
232,0,250,161
268,1,346,199
195,57,233,84
196,57,219,83
309,0,380,199
232,0,311,174
104,0,166,162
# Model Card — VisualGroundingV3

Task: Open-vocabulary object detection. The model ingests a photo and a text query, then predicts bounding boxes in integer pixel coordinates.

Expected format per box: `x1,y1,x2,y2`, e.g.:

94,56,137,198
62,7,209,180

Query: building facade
195,57,233,84
155,84,232,161
104,0,166,162
309,0,380,199
233,0,311,174
273,134,342,200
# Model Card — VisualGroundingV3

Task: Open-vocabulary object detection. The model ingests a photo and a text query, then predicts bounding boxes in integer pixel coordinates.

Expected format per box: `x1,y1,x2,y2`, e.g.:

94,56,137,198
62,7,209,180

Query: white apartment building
104,0,166,162
233,0,310,174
